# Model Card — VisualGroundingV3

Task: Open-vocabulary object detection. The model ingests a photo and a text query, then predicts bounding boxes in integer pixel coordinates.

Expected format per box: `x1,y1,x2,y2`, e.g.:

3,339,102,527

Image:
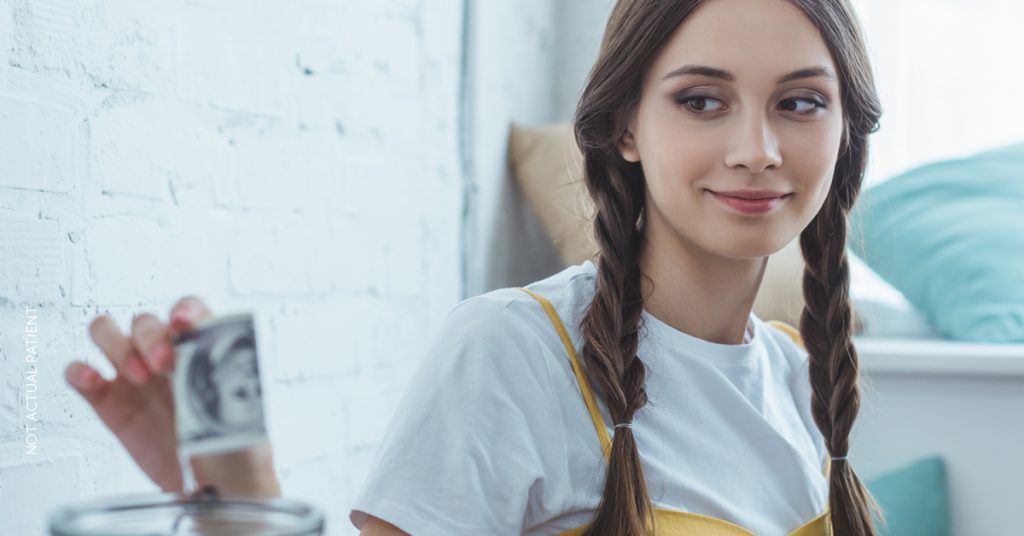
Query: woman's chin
705,234,793,260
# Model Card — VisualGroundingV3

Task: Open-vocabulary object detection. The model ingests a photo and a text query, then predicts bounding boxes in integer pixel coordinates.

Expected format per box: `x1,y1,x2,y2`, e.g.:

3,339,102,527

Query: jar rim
48,490,324,536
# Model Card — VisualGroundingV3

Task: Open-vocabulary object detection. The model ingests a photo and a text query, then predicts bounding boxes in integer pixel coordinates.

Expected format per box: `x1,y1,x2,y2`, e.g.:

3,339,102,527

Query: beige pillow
508,123,597,267
508,122,862,333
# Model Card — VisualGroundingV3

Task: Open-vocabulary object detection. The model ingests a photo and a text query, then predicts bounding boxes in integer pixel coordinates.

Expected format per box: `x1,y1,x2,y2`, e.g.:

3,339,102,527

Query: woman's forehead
651,0,837,87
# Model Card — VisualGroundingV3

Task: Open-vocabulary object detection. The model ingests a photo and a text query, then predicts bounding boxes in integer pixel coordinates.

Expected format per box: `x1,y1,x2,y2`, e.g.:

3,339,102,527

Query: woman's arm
360,515,410,535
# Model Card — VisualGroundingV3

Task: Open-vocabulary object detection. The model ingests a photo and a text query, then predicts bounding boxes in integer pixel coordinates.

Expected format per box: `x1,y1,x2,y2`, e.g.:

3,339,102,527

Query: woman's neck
637,220,767,346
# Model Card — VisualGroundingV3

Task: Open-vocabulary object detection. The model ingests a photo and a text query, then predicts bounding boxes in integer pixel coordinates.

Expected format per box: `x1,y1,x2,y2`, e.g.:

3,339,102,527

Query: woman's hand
361,516,411,535
64,296,281,498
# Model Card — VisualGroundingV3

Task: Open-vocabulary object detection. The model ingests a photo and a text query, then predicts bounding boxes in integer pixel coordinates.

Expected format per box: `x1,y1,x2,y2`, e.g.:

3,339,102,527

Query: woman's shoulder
763,319,806,349
445,260,598,335
413,261,597,399
760,317,812,376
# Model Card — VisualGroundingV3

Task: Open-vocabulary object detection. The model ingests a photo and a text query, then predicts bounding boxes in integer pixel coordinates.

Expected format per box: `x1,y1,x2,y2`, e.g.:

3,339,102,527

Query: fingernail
149,341,173,371
71,366,97,390
127,356,150,383
171,310,192,328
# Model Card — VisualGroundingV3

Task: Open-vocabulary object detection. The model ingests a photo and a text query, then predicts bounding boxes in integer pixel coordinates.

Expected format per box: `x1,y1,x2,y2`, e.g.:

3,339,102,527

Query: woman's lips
708,190,791,215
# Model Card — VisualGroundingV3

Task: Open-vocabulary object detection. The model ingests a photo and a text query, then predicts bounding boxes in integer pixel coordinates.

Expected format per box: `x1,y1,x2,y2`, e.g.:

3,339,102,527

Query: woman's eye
677,95,725,114
779,97,828,114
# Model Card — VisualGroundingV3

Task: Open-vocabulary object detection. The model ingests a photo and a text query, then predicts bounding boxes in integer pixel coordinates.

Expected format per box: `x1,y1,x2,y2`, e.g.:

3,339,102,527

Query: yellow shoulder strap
766,319,806,349
517,287,613,460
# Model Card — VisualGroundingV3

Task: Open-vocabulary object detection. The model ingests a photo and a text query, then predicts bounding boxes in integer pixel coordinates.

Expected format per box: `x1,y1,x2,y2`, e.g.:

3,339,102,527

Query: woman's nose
723,112,783,174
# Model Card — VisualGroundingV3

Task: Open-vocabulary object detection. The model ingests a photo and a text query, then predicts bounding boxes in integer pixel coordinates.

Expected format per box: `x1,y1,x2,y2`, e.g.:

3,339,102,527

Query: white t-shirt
350,260,829,535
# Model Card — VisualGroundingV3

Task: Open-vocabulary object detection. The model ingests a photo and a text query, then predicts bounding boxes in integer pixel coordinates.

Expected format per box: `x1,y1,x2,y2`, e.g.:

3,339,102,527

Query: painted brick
0,213,67,304
86,213,231,305
264,294,371,383
6,0,174,93
0,452,85,535
226,211,334,296
0,95,77,192
87,98,237,204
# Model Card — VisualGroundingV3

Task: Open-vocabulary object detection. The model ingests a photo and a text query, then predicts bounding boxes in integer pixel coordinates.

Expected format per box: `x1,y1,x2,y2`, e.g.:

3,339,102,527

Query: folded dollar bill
171,313,269,457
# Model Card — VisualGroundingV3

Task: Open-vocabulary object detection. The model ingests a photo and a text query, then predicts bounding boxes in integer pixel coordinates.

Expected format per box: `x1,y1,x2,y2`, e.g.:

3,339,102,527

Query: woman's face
620,0,845,259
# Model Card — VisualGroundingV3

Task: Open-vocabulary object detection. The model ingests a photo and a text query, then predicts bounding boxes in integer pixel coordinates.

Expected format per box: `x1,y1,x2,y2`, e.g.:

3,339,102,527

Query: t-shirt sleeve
349,294,566,535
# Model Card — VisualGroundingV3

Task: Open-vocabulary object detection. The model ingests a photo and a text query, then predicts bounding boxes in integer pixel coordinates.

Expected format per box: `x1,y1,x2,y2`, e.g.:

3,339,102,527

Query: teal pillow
848,142,1024,342
865,456,951,536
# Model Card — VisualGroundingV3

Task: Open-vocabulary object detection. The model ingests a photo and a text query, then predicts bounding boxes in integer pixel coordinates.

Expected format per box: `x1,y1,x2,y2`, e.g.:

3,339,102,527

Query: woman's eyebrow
661,64,837,84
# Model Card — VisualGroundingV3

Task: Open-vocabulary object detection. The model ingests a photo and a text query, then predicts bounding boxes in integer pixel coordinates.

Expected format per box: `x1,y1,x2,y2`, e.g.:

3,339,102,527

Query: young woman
350,0,885,534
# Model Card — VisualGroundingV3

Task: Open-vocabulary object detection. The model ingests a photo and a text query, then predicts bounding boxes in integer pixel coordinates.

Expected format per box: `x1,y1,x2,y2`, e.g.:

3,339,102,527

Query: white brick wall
0,1,466,534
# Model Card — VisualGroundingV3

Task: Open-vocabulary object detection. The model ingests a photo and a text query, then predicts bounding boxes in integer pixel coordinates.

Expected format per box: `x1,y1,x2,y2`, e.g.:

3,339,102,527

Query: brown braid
577,140,655,535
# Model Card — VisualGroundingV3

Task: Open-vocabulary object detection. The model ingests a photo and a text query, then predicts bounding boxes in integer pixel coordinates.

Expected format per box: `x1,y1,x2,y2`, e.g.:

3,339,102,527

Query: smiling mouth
707,190,792,215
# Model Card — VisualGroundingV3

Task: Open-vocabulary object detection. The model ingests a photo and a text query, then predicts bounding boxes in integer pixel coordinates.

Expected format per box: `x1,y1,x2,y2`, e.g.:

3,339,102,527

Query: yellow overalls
517,287,832,536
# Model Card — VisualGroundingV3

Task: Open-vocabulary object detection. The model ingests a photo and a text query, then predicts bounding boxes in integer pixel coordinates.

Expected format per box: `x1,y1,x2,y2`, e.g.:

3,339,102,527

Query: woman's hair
572,0,884,534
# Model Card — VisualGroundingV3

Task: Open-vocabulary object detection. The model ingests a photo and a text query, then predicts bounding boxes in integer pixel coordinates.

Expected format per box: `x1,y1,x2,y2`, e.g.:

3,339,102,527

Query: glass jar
48,487,324,536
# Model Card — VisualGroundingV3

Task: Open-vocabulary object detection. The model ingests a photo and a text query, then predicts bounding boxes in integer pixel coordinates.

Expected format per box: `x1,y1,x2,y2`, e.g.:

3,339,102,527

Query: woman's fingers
89,315,151,385
83,296,213,384
169,295,214,333
131,312,174,374
64,361,110,405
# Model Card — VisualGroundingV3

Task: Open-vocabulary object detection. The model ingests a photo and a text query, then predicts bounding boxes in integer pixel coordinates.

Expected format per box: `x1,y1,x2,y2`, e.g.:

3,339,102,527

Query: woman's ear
618,128,641,163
